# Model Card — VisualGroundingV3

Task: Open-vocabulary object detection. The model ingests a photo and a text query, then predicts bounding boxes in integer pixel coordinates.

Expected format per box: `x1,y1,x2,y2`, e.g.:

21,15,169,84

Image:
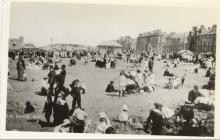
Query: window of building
12,43,16,46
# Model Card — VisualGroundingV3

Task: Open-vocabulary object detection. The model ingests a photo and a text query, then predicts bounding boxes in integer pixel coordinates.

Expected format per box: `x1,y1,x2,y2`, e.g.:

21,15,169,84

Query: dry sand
6,58,210,134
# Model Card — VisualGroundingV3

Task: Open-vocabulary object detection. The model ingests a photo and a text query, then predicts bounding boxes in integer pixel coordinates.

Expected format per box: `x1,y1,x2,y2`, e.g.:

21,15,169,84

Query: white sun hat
99,112,107,119
121,105,128,111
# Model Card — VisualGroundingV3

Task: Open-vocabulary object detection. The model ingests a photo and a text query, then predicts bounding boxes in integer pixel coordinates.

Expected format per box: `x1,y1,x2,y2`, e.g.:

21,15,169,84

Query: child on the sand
24,101,35,114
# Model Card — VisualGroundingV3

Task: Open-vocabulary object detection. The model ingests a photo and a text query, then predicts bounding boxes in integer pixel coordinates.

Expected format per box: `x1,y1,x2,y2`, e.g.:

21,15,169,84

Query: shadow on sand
27,119,52,128
34,91,47,96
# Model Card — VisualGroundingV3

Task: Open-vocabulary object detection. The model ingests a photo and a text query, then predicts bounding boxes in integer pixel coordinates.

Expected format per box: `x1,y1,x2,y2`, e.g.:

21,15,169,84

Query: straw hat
69,108,87,126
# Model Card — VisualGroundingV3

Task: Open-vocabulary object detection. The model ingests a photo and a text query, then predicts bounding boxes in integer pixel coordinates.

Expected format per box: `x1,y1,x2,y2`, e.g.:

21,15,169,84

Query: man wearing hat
16,56,25,81
60,64,66,85
47,65,56,95
70,79,84,109
188,84,203,103
144,102,168,135
53,65,68,103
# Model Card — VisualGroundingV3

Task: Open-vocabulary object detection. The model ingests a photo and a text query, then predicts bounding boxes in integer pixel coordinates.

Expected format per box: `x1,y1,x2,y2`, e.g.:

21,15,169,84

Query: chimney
212,24,217,32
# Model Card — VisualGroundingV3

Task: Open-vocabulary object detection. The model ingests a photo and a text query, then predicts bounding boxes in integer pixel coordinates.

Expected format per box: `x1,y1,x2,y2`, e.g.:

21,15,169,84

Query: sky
9,2,218,47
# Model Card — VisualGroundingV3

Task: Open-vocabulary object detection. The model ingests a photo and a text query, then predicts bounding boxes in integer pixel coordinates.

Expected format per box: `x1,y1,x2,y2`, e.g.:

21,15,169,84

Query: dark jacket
105,83,116,92
48,70,56,84
24,105,35,114
205,70,211,77
188,90,202,103
70,86,83,98
59,69,66,85
43,102,53,117
148,60,154,68
145,110,167,135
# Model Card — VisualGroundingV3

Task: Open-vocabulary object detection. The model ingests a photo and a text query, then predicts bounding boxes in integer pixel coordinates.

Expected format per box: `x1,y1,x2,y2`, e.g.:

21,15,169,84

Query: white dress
118,75,127,90
119,111,129,122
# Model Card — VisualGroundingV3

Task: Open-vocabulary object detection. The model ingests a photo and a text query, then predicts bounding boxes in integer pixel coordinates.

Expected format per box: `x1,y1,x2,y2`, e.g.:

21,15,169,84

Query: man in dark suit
69,79,84,109
144,103,168,135
148,57,154,73
48,65,56,95
60,64,66,85
188,85,202,103
17,56,25,81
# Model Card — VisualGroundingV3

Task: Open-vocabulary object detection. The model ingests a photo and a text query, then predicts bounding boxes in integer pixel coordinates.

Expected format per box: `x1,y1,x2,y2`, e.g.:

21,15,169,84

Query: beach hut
97,41,122,54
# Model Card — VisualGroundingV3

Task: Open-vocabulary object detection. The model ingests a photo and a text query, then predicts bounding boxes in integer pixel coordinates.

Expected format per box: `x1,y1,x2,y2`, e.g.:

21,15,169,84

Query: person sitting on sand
24,101,35,114
105,81,117,92
205,67,212,77
105,126,115,134
126,75,138,94
95,112,111,134
188,84,203,103
69,58,76,66
163,68,174,77
54,107,90,133
53,119,71,133
118,105,130,125
69,107,91,133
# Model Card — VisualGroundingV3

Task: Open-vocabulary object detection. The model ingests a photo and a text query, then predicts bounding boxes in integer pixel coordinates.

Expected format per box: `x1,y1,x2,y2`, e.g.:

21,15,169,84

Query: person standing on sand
48,65,56,95
148,57,154,73
60,65,66,85
118,71,127,97
69,79,84,109
43,95,53,125
54,65,68,103
16,56,25,81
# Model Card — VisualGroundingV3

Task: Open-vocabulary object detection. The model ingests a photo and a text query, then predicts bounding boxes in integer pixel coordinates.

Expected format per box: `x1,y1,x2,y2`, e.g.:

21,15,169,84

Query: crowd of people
10,47,215,136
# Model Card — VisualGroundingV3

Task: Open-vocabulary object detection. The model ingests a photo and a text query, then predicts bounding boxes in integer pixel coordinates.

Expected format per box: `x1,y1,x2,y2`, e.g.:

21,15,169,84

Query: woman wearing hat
95,112,111,134
69,108,91,133
53,92,70,126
